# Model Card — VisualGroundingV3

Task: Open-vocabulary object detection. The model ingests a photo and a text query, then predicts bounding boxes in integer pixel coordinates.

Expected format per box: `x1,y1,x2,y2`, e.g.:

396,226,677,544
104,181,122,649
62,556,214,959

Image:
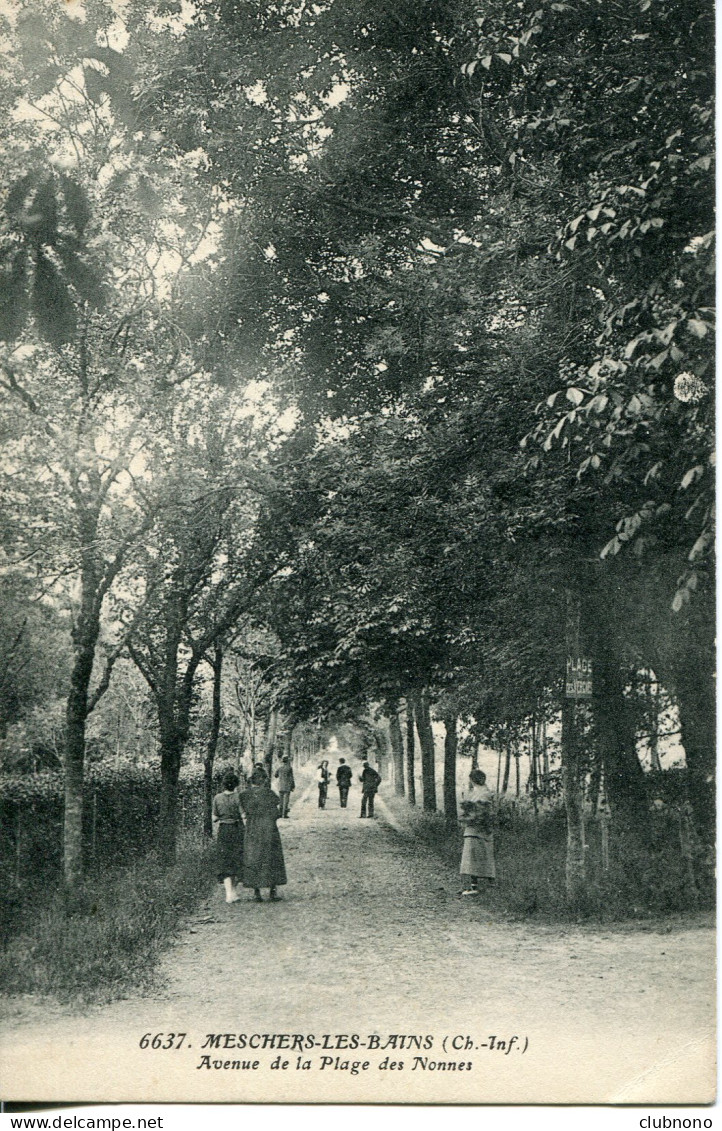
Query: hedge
0,762,214,945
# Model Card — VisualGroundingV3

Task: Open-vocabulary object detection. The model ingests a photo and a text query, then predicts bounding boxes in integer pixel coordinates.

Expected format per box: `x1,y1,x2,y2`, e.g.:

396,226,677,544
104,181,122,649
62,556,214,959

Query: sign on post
566,655,593,698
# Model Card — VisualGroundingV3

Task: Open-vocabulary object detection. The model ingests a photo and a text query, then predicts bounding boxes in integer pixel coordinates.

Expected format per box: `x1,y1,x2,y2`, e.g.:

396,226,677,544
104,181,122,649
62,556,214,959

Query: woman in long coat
239,778,287,902
212,769,244,903
458,768,496,896
316,760,330,808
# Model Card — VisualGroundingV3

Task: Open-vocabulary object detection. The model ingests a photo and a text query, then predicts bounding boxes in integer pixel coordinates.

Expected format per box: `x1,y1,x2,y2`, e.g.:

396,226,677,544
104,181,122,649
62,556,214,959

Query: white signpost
565,655,593,698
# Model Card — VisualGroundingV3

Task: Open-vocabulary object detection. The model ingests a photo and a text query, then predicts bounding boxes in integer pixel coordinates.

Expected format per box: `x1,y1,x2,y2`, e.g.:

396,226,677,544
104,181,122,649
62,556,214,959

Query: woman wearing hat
316,760,331,808
212,769,245,903
239,772,287,902
458,768,496,896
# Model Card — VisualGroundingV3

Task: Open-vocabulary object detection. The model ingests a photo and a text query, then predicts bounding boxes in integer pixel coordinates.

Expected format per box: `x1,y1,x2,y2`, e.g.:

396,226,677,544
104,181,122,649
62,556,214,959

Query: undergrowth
0,834,213,1003
385,796,712,922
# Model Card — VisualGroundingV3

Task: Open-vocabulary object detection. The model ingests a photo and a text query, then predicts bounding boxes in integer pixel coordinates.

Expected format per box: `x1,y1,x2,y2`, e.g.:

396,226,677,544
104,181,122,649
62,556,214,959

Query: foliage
455,0,717,595
0,0,246,880
0,834,213,1002
258,356,572,737
0,0,714,901
385,792,709,922
0,579,70,740
0,759,212,957
0,762,206,872
0,700,66,773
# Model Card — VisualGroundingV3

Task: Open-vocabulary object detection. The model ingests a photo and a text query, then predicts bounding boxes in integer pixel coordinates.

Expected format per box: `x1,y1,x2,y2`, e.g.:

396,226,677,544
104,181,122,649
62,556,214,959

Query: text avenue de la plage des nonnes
137,1031,529,1074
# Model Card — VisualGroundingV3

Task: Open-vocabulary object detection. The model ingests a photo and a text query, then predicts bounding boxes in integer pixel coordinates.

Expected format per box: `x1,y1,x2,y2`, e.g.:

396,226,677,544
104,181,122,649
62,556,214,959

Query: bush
0,763,209,947
385,794,711,921
0,834,213,1002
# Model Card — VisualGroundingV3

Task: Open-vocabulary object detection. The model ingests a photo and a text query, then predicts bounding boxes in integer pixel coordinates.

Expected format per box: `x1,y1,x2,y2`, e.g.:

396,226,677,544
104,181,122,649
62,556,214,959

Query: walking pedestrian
359,760,381,818
336,758,352,808
239,776,287,902
212,769,244,904
317,760,331,808
251,761,270,785
458,768,496,895
274,755,295,817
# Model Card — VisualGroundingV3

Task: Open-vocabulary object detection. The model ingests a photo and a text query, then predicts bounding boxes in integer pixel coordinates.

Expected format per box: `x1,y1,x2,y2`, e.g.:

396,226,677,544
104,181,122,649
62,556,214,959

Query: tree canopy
0,0,714,891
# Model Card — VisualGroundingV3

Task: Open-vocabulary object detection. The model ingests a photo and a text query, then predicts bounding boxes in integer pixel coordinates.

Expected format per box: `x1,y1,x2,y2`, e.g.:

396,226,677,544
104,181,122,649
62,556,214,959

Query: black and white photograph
0,0,715,1108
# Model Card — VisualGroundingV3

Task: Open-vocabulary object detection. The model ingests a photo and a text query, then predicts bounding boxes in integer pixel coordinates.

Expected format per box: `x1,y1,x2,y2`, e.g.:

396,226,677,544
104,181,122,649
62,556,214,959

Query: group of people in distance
316,758,381,816
212,754,495,906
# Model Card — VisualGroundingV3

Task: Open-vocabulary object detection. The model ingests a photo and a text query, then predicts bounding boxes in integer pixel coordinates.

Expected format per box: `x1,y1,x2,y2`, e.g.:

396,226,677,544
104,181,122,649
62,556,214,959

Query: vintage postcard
0,0,715,1108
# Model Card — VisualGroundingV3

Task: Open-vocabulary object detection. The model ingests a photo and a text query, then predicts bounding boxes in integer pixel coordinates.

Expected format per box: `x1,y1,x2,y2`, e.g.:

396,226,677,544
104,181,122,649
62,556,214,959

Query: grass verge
383,794,712,922
0,833,213,1004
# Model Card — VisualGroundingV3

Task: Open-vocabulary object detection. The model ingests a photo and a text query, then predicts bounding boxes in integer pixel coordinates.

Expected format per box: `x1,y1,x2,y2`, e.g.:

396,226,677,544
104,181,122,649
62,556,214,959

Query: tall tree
442,711,458,830
387,706,405,797
125,382,281,863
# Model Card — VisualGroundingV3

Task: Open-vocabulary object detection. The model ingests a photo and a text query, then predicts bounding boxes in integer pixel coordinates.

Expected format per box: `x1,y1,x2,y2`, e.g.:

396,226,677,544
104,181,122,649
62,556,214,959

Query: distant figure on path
336,758,352,808
458,768,496,896
239,778,287,902
212,769,244,904
274,755,295,818
359,760,381,818
250,762,270,785
317,760,331,808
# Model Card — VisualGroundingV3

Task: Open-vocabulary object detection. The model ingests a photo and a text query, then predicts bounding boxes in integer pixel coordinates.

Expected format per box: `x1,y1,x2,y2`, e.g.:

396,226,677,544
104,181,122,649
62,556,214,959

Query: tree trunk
158,706,183,867
588,757,603,818
161,638,195,867
442,713,457,830
63,615,100,888
528,718,538,795
388,709,405,796
203,756,214,840
529,719,540,828
501,745,511,793
373,729,388,780
236,716,247,773
647,672,662,773
587,592,651,846
203,645,223,839
249,698,256,762
281,719,294,761
130,625,199,867
413,689,437,812
591,651,650,841
562,589,586,901
562,697,586,901
64,692,87,890
405,699,416,806
673,648,715,852
647,586,715,854
264,708,278,780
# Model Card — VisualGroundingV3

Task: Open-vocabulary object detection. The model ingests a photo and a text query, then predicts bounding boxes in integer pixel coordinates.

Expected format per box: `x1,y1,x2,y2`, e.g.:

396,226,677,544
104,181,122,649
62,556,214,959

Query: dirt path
1,776,715,1104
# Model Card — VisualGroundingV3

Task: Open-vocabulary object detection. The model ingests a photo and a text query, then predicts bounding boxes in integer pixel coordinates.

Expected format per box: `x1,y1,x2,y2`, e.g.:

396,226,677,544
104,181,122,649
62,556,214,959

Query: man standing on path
336,758,352,808
274,755,295,818
359,760,381,818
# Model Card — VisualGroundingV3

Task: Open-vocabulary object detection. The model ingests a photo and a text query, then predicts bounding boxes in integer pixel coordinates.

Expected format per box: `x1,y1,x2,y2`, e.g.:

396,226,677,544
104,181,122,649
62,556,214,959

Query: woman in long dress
212,769,244,903
458,768,496,896
316,760,330,808
239,778,287,902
